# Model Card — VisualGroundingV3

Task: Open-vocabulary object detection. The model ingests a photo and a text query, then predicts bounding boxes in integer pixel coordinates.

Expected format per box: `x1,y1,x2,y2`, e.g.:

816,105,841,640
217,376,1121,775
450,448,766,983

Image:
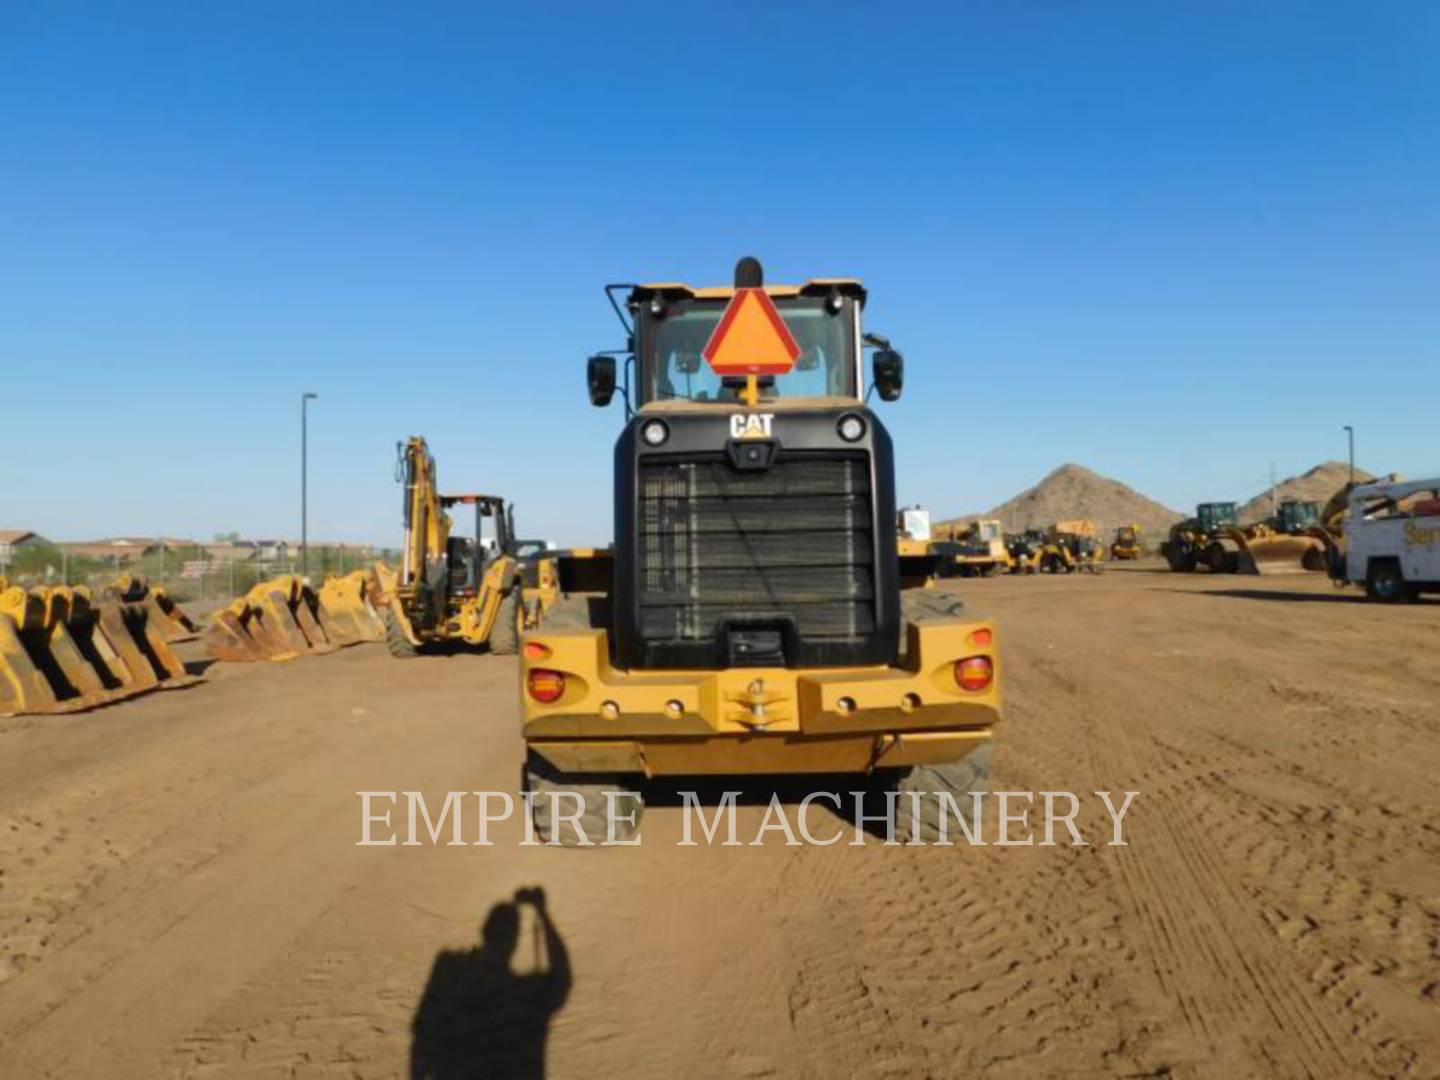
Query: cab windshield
1198,504,1238,530
640,296,856,404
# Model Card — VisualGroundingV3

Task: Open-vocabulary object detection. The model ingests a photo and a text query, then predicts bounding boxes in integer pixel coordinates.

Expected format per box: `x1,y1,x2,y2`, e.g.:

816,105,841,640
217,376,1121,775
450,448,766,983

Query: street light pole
1343,425,1354,487
302,392,319,581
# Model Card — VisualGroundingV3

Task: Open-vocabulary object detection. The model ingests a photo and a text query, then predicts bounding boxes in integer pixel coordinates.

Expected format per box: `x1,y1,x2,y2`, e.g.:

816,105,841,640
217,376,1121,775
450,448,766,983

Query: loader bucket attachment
0,585,199,717
316,571,386,646
1230,531,1326,575
368,561,397,609
202,604,273,663
201,575,336,663
103,573,199,642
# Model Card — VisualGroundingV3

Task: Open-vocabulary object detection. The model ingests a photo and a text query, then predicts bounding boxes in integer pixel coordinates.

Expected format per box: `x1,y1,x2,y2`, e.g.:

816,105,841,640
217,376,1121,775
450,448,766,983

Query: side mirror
872,348,904,401
587,354,616,407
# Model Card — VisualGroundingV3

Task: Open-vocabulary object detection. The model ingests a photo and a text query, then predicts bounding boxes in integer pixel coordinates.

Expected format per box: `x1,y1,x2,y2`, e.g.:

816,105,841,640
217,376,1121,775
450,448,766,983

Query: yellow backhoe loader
518,257,1001,845
1037,520,1105,574
383,436,529,658
1004,530,1046,574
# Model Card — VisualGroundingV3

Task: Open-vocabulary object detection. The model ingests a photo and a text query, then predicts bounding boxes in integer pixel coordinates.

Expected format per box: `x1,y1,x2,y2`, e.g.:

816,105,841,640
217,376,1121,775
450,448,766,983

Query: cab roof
628,278,867,308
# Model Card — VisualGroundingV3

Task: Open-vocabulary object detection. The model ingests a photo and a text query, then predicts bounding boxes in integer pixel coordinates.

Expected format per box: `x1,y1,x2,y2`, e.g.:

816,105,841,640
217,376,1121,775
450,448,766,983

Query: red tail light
527,668,566,704
954,656,993,692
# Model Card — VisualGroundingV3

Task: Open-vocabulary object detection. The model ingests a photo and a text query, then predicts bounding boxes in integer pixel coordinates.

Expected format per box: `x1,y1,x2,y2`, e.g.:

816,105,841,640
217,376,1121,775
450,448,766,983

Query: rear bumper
520,617,1000,777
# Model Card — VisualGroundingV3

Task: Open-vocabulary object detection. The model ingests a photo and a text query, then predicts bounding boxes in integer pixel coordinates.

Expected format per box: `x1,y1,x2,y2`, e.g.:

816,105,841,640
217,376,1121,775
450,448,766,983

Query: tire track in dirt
1013,572,1439,1076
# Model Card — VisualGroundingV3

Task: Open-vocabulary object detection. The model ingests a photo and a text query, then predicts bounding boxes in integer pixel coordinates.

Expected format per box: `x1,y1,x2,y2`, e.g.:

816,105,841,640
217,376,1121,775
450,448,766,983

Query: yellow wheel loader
518,258,1001,845
1162,502,1237,572
1165,500,1324,574
384,436,529,658
1110,523,1141,560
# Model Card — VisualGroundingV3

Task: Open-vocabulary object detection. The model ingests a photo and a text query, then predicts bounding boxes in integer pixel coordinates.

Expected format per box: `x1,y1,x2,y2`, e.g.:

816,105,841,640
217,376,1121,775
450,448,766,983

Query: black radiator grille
637,455,874,643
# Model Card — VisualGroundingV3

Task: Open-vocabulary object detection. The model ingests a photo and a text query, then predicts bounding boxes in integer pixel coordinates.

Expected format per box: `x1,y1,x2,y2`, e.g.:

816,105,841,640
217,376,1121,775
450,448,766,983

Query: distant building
0,529,47,567
201,539,289,561
57,538,154,563
247,539,289,561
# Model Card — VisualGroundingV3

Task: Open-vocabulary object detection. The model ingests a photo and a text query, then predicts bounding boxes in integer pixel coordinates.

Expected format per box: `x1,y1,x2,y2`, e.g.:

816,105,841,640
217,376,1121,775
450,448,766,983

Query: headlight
641,419,669,446
837,413,867,442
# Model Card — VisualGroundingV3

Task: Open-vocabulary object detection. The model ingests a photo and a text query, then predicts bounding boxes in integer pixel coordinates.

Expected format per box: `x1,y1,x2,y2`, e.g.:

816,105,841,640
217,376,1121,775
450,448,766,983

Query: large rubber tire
525,751,644,847
383,605,419,659
1166,544,1197,572
488,588,521,655
888,745,992,843
1204,541,1237,574
1365,560,1416,603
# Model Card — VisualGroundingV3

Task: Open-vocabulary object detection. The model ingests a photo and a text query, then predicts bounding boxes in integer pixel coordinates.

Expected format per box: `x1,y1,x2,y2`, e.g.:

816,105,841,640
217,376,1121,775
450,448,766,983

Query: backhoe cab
382,436,530,658
520,258,1001,845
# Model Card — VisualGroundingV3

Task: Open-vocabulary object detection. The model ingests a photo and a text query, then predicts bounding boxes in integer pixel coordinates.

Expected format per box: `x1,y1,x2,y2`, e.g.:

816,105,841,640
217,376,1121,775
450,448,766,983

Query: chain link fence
0,543,397,605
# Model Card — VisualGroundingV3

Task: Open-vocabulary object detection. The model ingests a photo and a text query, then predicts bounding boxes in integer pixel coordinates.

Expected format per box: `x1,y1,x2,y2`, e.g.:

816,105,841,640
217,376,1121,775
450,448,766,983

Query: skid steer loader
383,436,533,658
518,258,1001,845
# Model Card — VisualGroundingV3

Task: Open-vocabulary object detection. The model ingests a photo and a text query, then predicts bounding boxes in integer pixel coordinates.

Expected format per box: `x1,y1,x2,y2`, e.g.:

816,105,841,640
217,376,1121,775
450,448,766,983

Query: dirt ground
1,565,1437,1078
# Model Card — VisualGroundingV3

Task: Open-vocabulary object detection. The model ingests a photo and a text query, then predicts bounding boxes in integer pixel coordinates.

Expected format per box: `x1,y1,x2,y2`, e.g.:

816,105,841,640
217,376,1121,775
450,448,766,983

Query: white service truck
1329,477,1440,601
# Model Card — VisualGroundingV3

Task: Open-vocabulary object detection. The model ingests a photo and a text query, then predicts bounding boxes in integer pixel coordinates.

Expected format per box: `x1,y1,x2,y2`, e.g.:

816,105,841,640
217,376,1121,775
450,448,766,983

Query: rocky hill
938,463,1185,544
1237,461,1377,524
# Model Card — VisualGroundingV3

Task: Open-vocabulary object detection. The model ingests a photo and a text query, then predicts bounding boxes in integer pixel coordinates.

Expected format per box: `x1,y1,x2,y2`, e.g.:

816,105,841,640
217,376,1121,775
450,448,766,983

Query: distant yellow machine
1110,523,1142,560
936,519,1012,577
1038,520,1105,574
384,436,531,658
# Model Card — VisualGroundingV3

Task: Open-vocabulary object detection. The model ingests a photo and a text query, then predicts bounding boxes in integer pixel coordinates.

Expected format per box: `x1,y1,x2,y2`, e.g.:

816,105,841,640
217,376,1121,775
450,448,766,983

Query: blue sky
2,2,1436,546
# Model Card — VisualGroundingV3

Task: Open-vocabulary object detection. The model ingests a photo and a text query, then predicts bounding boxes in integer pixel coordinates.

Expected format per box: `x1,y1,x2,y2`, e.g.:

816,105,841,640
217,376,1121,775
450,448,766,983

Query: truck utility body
1331,477,1440,601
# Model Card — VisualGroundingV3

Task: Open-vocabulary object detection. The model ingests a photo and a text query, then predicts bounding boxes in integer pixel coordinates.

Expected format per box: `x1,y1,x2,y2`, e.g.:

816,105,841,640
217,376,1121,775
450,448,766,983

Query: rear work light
527,668,566,704
954,656,993,692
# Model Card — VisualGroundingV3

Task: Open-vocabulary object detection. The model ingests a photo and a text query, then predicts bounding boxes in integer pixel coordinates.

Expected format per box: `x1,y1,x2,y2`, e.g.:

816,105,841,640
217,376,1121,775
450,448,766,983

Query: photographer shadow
410,887,570,1080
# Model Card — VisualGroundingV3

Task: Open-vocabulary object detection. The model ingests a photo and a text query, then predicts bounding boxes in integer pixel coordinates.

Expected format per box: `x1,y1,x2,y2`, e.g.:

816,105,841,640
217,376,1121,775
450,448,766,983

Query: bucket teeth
101,573,199,642
0,584,199,717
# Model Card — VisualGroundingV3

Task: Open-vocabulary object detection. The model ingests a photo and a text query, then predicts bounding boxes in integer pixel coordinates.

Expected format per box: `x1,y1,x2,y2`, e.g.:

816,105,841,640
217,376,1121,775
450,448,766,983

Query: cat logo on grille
730,413,774,439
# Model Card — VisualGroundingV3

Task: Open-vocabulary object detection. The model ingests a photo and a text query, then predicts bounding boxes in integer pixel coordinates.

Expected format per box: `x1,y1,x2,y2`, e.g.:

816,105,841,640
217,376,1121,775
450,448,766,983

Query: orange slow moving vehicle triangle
702,288,802,376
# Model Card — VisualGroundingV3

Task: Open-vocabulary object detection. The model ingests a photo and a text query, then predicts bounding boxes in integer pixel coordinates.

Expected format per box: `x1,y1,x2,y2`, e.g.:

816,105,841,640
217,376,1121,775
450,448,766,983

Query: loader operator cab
438,494,513,599
582,259,906,672
1196,502,1239,533
1275,500,1319,533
